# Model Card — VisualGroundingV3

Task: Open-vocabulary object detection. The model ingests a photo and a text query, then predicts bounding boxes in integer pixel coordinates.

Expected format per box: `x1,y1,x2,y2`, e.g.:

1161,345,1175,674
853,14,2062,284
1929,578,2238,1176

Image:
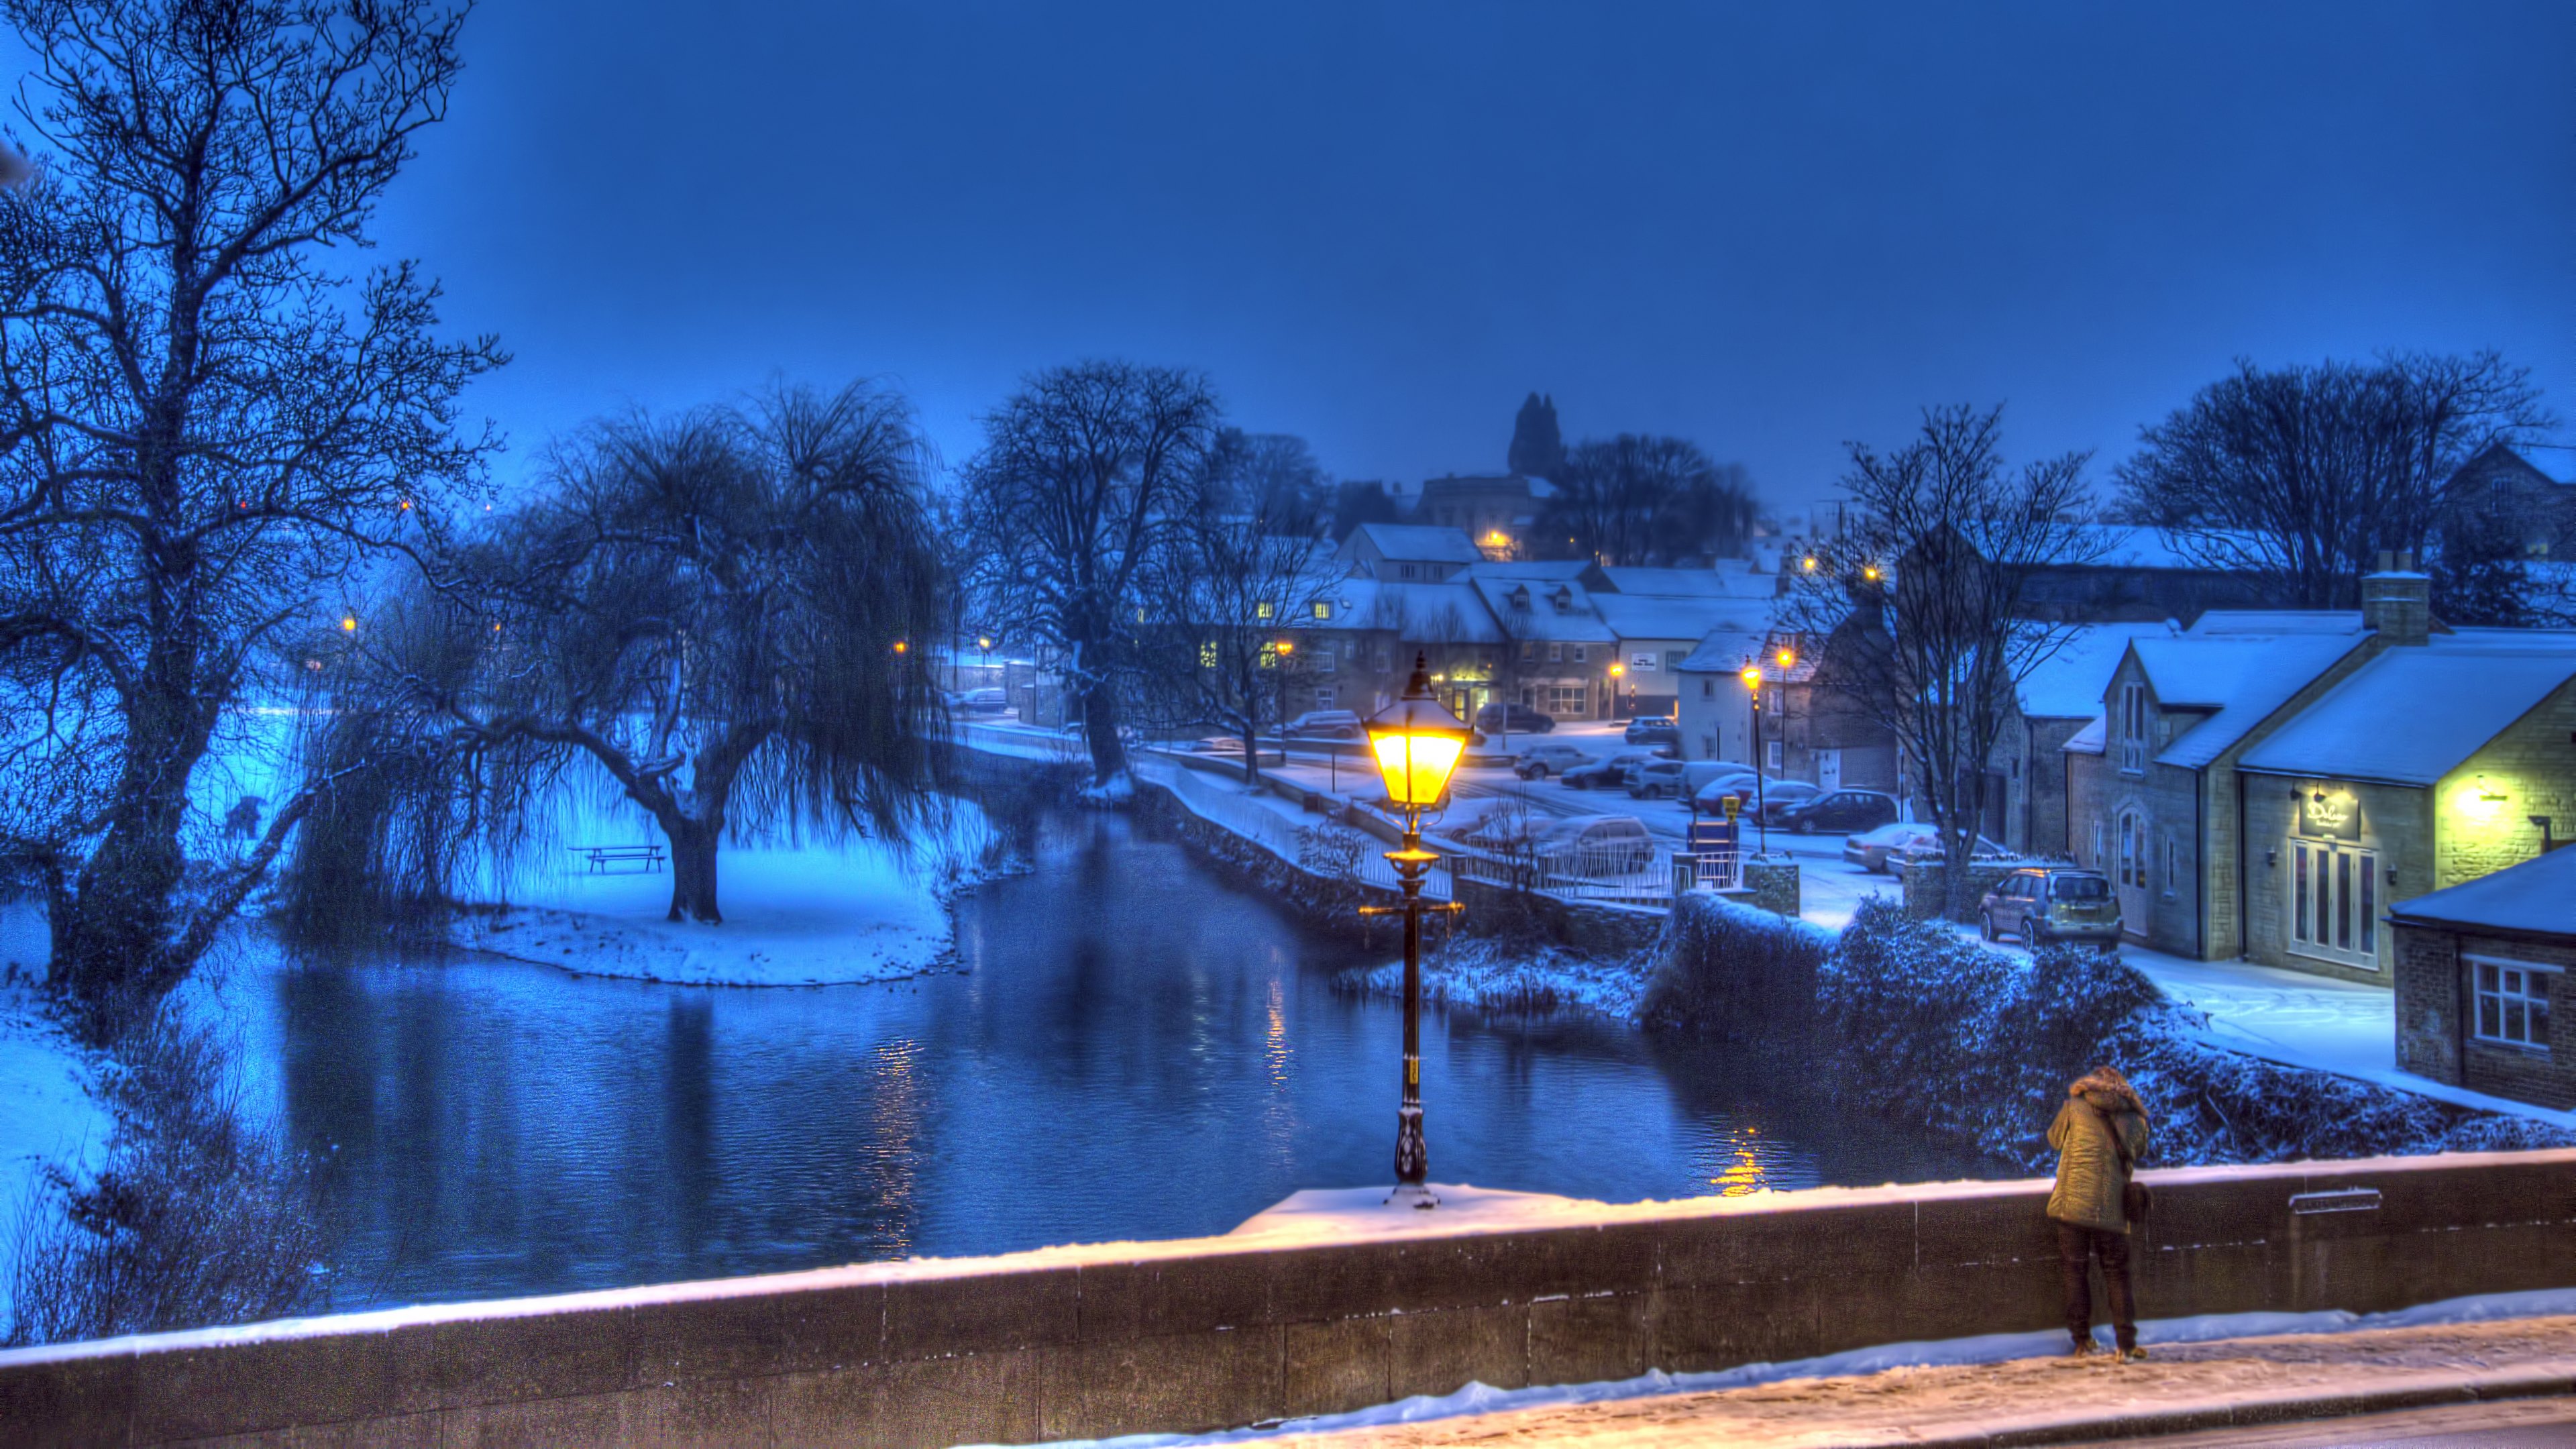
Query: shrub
1642,890,1833,1035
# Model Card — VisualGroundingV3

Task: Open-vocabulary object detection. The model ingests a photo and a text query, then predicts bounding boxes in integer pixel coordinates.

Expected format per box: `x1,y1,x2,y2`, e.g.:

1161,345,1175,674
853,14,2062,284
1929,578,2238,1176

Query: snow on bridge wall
6,1151,2576,1446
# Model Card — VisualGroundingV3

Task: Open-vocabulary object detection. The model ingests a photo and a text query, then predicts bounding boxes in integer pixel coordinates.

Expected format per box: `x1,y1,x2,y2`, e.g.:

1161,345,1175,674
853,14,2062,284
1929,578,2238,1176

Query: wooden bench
570,843,665,875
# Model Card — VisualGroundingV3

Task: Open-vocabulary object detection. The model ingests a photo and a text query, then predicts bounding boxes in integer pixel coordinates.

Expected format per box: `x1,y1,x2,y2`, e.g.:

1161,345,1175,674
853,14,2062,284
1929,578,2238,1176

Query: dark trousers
2055,1222,2136,1348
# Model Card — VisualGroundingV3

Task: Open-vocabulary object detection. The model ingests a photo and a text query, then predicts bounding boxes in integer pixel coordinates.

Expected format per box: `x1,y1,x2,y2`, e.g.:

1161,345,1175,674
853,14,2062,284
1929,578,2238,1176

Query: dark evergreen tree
1508,392,1565,478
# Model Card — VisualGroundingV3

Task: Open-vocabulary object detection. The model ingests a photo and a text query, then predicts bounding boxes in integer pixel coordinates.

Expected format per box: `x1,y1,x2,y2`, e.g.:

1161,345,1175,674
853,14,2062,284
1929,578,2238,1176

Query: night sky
27,1,2576,505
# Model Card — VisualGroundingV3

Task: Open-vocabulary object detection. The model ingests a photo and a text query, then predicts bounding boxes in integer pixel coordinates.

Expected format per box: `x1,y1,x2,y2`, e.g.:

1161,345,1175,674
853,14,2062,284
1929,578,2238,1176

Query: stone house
2444,442,2576,561
1468,566,1619,722
2063,612,2377,958
1287,575,1506,719
2012,524,2284,623
2390,844,2576,1109
2234,625,2576,982
1407,474,1548,558
1591,592,1770,720
1987,623,2169,857
1674,623,1898,792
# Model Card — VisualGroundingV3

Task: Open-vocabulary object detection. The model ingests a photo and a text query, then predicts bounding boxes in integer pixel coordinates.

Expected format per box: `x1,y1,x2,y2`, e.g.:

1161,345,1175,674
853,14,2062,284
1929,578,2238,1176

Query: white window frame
2118,682,2147,774
1765,739,1782,770
1314,649,1335,672
1572,644,1587,664
1548,643,1564,663
2471,956,2557,1052
1311,687,1336,710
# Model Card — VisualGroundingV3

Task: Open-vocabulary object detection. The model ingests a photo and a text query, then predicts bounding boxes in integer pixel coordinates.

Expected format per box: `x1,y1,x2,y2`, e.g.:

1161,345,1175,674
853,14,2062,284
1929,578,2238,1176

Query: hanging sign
2298,786,2361,841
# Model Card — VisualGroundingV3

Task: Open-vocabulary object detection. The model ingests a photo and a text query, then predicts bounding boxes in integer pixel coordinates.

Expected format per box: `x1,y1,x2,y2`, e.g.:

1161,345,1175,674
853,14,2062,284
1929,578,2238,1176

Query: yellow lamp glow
1862,565,1882,582
1608,663,1623,677
1801,555,1817,572
340,615,357,632
1738,663,1761,690
1776,648,1794,668
1364,653,1474,810
1275,639,1294,655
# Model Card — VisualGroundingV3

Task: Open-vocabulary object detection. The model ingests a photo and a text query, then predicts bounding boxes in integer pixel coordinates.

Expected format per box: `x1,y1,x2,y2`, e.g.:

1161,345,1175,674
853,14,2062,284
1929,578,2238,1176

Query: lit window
1256,600,1275,621
1199,641,1218,669
1312,600,1332,620
2475,960,2555,1051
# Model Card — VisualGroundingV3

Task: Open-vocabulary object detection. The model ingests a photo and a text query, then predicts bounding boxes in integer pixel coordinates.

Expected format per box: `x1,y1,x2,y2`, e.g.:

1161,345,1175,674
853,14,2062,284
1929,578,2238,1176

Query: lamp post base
1385,1183,1440,1210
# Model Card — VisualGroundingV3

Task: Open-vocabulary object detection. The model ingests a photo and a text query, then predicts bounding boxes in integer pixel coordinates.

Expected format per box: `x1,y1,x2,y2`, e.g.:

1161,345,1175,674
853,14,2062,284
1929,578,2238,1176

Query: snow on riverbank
452,800,1014,988
0,904,111,1326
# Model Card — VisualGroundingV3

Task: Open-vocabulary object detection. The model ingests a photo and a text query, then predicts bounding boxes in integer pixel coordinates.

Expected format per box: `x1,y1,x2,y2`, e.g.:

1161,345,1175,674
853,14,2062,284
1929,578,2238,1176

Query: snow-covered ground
0,904,112,1327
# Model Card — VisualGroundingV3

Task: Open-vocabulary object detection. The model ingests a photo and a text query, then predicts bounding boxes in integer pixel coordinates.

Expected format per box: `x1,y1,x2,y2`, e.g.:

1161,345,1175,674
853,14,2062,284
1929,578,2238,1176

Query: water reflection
200,807,2003,1312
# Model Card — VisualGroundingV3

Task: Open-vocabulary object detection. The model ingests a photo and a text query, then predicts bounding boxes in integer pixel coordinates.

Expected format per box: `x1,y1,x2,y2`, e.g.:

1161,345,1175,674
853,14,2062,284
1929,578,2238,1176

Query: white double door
2290,837,2379,968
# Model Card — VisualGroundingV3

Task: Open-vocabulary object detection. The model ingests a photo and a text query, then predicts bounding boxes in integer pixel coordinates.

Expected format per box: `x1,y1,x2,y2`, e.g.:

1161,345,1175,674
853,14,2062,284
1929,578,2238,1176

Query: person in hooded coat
2047,1065,2151,1359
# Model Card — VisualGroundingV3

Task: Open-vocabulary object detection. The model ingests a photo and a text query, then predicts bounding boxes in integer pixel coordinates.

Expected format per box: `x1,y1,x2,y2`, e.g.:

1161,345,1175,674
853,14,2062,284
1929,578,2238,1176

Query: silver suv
1978,867,2123,949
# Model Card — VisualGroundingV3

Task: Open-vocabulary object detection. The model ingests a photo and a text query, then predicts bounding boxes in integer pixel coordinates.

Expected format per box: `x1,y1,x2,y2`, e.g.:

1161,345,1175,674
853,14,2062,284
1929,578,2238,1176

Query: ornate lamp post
1362,653,1473,1210
1739,660,1768,855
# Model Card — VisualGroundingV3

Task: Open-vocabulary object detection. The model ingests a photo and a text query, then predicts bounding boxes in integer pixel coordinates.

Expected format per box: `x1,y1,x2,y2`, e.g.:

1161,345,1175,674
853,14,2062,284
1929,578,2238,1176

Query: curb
1888,1362,2576,1447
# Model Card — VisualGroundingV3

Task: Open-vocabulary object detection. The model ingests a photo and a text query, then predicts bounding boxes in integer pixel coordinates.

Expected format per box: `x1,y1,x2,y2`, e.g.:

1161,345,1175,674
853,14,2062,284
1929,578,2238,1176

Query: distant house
1407,475,1547,559
2013,524,2283,623
2445,442,2576,560
1299,574,1507,718
1674,623,1896,792
1338,523,1486,583
2391,845,2576,1108
1589,592,1770,720
1468,564,1619,722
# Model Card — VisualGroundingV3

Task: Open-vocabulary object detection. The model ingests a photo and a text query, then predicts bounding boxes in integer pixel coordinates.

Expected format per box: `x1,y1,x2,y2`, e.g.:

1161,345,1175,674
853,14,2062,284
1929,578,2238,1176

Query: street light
1739,660,1768,855
1362,653,1472,1210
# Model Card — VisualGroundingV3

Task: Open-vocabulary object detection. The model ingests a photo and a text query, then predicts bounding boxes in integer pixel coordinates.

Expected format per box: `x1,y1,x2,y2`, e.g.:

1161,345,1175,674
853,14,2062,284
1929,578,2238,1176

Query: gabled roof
2391,845,2576,937
2128,631,2371,769
1470,575,1615,641
2017,623,2173,719
2063,712,2108,755
1332,578,1505,643
2186,611,2366,637
1676,627,1772,674
1463,559,1591,582
1593,566,1758,599
1343,523,1485,565
2238,637,2576,786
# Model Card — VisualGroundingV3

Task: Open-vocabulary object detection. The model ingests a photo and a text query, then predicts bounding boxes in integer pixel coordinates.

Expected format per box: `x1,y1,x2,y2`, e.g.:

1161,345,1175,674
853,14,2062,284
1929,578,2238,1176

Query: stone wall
2241,776,2433,983
2437,680,2576,887
2397,921,2576,1110
1742,857,1800,917
11,1152,2576,1448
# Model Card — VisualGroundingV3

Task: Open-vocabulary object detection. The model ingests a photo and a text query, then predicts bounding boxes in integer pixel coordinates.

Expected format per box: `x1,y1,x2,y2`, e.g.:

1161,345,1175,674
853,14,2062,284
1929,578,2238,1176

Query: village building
1337,523,1487,582
1986,623,2169,856
2014,524,2282,623
2390,844,2576,1110
2063,611,2377,959
1467,564,1620,722
2234,623,2576,981
1406,474,1548,559
2445,442,2576,560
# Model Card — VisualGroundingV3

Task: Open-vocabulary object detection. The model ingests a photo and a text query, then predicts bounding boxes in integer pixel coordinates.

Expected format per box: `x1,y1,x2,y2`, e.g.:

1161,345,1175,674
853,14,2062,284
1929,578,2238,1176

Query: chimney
2361,553,2430,647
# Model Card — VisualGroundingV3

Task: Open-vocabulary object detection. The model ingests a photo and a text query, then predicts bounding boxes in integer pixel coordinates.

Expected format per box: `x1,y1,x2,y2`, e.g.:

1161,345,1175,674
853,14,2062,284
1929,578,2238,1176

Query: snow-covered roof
1332,578,1505,643
1470,576,1615,641
2186,611,2365,637
2058,525,2272,572
1463,559,1591,582
2062,713,2108,755
2238,639,2576,786
1590,593,1772,644
1595,566,1749,599
2130,632,2371,769
1343,523,1486,565
1676,628,1772,674
2391,845,2576,938
2017,623,2172,719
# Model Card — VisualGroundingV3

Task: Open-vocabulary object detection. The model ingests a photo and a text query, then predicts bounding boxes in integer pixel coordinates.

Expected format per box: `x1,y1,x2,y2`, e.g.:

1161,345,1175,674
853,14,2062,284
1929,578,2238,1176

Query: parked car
949,687,1010,715
1688,770,1763,812
1894,833,2011,868
1623,714,1680,746
1473,701,1556,735
1843,821,1939,873
1772,789,1900,835
1625,759,1690,799
1284,708,1364,740
1561,749,1668,790
1980,867,2123,949
1512,743,1594,780
1696,778,1823,822
1532,815,1655,875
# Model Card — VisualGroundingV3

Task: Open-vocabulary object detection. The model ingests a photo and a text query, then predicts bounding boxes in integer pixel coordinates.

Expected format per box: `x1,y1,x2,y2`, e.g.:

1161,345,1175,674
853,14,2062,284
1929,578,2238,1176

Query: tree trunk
51,685,215,1040
1081,683,1128,784
663,816,722,924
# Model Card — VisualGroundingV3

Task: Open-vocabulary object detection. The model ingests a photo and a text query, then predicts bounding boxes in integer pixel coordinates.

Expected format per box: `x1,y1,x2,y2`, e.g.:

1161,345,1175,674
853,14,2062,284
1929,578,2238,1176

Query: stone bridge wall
7,1150,2576,1447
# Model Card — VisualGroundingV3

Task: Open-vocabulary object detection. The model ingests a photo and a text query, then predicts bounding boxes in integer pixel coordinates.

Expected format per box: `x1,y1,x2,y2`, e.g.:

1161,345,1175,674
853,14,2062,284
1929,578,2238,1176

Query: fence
1161,762,1453,901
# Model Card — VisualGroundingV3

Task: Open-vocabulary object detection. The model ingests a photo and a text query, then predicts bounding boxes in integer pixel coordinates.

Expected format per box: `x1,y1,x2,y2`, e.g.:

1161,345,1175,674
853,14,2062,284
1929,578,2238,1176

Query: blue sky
26,1,2576,507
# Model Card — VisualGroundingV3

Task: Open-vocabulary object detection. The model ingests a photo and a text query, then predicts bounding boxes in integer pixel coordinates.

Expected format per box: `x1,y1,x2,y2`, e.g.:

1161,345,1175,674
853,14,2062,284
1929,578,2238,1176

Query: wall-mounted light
2475,775,2508,802
2265,847,2278,868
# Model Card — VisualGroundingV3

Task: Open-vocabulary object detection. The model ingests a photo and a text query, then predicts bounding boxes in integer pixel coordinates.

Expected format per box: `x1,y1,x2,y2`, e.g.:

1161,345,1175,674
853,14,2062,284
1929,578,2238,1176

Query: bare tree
956,362,1221,789
0,0,502,1035
1132,433,1337,781
2116,352,2549,608
295,382,946,926
1781,405,2101,918
1540,434,1731,565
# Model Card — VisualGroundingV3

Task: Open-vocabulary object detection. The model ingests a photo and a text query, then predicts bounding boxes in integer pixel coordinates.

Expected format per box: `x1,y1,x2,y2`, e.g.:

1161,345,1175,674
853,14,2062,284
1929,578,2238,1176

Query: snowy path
0,906,111,1328
1040,1303,2576,1448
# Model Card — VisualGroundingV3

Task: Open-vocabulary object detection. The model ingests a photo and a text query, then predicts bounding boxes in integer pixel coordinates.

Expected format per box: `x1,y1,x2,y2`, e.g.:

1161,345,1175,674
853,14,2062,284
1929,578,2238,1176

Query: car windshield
2051,875,2111,900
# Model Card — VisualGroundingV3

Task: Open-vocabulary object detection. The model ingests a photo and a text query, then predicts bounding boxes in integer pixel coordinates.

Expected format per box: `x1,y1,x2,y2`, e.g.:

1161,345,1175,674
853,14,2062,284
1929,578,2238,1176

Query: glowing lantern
1364,653,1474,812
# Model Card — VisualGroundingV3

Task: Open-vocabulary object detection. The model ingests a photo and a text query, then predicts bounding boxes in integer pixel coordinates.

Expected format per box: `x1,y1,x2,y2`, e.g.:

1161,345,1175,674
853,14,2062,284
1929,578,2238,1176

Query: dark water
209,810,1997,1312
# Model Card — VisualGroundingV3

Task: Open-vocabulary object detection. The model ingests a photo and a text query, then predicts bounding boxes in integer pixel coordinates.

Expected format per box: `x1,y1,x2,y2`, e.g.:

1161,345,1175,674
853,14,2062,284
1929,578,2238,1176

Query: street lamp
1362,652,1472,1210
1739,660,1768,854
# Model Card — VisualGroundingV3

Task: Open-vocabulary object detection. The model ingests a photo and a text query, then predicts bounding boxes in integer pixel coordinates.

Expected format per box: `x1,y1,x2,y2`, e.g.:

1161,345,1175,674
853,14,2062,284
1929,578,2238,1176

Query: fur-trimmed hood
2070,1065,2147,1122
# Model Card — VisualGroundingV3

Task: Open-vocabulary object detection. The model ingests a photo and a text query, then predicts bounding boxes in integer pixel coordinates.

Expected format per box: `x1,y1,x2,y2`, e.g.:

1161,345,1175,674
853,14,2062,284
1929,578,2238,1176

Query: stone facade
2394,923,2576,1110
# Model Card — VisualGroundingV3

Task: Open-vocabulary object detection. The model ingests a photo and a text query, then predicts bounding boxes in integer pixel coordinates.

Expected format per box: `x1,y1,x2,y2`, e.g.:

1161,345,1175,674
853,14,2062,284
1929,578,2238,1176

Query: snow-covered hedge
1815,898,2576,1170
1640,891,1833,1034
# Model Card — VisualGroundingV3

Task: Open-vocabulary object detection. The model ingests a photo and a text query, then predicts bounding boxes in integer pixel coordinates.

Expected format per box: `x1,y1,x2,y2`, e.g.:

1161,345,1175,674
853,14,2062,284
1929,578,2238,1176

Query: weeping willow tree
288,380,947,927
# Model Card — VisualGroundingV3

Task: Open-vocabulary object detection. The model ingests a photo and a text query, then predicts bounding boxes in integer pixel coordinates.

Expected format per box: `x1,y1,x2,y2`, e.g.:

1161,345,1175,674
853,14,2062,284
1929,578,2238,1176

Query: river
199,806,2000,1313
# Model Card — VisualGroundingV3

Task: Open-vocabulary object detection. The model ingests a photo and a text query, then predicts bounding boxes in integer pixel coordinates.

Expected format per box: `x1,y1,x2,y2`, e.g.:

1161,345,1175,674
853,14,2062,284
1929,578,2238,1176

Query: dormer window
1551,587,1572,613
1508,585,1531,610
